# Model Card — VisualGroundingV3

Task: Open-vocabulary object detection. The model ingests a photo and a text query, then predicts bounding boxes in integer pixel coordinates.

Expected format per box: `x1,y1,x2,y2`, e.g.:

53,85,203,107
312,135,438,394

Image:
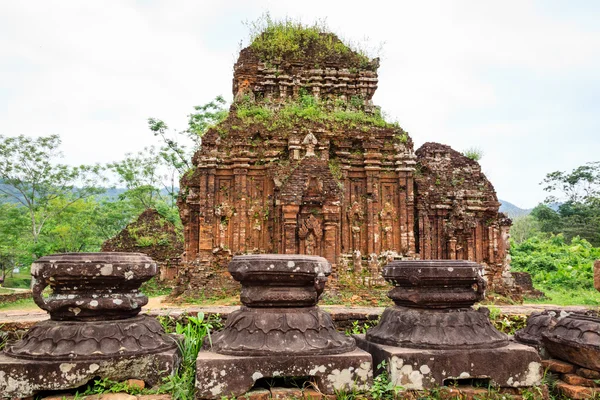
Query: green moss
328,159,343,181
246,14,372,68
234,92,400,132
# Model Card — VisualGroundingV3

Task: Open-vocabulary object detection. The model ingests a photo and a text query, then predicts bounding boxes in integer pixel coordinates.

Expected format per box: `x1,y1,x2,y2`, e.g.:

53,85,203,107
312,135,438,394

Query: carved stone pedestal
357,260,542,390
0,253,180,398
195,255,372,399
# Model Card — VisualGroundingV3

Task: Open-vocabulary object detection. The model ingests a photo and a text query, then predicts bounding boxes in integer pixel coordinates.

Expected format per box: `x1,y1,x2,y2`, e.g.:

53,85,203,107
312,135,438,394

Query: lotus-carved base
210,306,356,356
4,315,177,361
543,313,600,370
366,306,509,350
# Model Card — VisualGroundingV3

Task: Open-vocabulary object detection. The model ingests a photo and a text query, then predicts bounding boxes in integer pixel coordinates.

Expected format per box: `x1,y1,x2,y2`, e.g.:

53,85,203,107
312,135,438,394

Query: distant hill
499,199,532,218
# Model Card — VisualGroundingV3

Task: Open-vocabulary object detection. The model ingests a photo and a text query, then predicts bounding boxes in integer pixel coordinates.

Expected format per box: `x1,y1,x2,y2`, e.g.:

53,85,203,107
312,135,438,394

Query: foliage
154,314,218,400
462,147,484,161
536,161,600,246
511,234,600,292
369,361,403,399
245,14,375,68
234,91,403,135
140,276,173,297
486,306,527,335
510,215,540,245
0,134,105,250
149,95,228,177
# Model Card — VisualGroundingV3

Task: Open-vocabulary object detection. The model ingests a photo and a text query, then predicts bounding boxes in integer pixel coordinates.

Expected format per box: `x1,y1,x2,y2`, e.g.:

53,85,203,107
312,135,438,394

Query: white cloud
0,0,598,208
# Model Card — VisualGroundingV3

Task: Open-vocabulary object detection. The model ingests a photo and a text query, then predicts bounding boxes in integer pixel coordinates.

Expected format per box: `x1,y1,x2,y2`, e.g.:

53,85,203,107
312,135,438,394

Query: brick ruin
102,208,183,281
175,32,515,297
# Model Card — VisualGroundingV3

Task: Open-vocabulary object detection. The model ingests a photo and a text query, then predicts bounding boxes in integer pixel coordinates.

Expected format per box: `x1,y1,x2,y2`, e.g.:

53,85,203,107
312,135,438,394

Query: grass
245,14,375,68
234,92,403,135
0,288,15,294
524,287,600,306
0,297,36,310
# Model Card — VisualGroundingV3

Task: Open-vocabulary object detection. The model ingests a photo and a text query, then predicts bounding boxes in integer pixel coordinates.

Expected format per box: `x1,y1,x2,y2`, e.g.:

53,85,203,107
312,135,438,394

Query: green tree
510,215,540,245
0,135,105,250
0,203,30,277
108,147,168,209
539,161,600,246
148,96,228,176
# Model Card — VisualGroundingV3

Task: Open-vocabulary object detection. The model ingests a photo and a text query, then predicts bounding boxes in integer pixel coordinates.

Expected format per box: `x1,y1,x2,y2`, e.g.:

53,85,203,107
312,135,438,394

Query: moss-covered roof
247,17,376,70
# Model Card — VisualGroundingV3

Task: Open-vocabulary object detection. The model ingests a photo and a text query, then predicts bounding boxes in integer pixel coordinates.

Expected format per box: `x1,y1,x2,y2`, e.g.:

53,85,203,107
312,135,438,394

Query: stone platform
0,345,179,398
195,348,372,399
355,335,542,390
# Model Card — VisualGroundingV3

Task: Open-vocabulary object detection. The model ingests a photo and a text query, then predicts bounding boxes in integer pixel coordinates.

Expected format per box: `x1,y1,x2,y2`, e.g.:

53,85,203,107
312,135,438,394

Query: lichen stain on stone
251,371,263,381
506,361,542,387
309,365,327,375
326,368,354,390
389,356,429,390
100,264,114,276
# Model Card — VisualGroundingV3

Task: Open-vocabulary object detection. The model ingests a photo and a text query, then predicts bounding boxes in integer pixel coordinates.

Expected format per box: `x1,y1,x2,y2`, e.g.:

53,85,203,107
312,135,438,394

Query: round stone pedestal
0,252,179,398
358,260,542,390
196,254,372,398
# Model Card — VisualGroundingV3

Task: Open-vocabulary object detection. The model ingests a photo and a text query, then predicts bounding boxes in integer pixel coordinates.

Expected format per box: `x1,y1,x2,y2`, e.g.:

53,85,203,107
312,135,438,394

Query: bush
510,234,600,290
2,277,31,289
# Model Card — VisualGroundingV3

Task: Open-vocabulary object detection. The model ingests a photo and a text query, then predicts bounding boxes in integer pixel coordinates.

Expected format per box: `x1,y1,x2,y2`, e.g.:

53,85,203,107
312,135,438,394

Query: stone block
541,359,575,374
270,387,303,399
577,367,600,380
556,380,599,399
194,349,372,399
355,335,542,390
562,373,598,388
242,388,271,400
0,346,179,399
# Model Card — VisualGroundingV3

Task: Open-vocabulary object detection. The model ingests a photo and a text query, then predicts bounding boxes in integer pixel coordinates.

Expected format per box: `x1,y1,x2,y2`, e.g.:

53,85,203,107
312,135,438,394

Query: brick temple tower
175,29,513,297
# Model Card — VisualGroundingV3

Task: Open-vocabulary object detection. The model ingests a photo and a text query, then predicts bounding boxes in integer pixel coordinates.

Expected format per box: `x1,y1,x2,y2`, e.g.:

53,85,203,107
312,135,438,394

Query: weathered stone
355,335,542,390
562,373,598,388
195,349,372,398
543,313,600,370
195,254,372,399
512,272,545,299
515,310,560,348
5,316,176,361
125,379,145,390
540,359,576,374
0,253,180,398
366,261,507,349
0,347,178,398
175,29,515,299
269,387,304,399
359,260,542,390
30,252,157,321
556,380,599,399
241,388,271,400
210,255,354,356
577,367,600,380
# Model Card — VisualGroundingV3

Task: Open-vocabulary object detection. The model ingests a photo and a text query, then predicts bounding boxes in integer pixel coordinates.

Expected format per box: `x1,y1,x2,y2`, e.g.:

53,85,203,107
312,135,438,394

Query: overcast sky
1,1,598,208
